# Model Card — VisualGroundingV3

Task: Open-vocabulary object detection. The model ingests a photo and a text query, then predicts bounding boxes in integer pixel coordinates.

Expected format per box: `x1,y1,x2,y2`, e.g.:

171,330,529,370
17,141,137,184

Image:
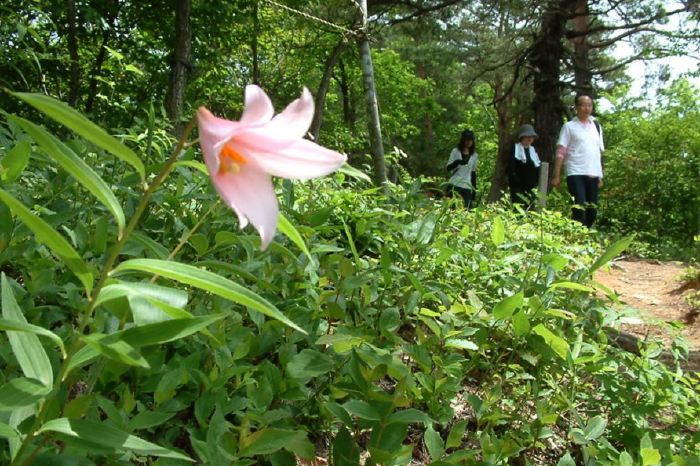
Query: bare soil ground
594,259,700,349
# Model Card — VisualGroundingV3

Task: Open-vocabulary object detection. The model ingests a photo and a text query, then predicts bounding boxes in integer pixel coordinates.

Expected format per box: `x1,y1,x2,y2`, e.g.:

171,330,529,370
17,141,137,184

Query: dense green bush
0,96,698,465
599,79,700,260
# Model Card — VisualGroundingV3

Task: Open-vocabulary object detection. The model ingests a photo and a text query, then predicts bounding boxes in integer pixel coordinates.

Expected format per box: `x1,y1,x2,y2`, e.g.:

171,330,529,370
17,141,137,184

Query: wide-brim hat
518,124,538,139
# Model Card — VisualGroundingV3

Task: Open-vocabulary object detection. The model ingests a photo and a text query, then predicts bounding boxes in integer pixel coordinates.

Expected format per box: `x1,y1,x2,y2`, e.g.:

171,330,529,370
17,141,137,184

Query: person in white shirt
446,129,478,208
552,94,604,227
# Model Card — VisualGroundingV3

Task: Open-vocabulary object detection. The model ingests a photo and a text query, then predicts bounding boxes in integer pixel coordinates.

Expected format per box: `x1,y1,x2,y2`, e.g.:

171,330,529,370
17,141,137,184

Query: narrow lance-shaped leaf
0,189,93,294
277,213,314,264
37,418,193,461
67,314,226,372
113,259,305,333
11,115,126,237
0,318,66,359
12,92,145,181
0,377,52,410
589,235,634,274
0,141,31,182
1,274,54,387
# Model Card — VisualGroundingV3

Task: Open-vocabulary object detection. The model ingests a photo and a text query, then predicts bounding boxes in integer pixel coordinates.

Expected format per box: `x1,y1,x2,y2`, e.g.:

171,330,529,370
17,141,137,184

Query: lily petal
197,107,240,173
240,85,274,125
210,164,279,250
239,138,346,181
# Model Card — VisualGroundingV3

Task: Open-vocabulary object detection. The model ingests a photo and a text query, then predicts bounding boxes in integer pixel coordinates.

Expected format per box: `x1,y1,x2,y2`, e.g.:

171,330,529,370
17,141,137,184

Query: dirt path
594,259,700,349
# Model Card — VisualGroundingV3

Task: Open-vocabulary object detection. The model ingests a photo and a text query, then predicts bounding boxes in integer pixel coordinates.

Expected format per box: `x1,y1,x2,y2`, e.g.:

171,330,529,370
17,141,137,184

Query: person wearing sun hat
508,123,541,206
446,129,478,208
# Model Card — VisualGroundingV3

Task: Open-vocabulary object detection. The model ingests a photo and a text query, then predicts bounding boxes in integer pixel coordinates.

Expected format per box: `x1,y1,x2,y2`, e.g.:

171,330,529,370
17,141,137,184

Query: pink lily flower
197,85,346,250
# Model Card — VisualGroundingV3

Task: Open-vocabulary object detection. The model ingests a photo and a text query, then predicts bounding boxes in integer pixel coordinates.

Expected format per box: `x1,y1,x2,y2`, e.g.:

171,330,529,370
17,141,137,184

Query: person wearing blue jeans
551,94,604,228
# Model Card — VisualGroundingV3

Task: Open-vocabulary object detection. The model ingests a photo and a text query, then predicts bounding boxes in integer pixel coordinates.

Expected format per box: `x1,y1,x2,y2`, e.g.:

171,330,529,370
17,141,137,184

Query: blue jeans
566,175,599,227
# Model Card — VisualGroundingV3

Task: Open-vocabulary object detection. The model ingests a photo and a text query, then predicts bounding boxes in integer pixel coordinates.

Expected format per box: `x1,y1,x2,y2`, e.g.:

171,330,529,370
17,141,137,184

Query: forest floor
594,259,700,350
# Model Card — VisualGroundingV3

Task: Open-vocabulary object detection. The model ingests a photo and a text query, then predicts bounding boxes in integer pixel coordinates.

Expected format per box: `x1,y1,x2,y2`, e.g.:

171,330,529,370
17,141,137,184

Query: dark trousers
566,175,599,227
447,185,474,209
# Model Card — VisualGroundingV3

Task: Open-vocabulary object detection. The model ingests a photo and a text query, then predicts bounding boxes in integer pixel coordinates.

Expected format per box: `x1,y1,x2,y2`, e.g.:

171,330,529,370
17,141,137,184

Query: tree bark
85,8,118,114
530,0,577,169
311,38,348,141
571,0,593,95
358,0,387,188
67,0,80,108
336,58,355,129
251,0,260,85
166,0,192,137
487,77,514,202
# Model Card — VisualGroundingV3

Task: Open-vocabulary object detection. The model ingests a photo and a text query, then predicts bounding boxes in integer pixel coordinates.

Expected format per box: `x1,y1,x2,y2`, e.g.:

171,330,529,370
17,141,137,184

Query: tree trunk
336,58,355,130
166,0,192,137
358,0,387,188
571,0,593,95
67,0,80,108
530,0,576,169
487,78,514,202
311,38,348,141
85,8,118,114
251,0,260,85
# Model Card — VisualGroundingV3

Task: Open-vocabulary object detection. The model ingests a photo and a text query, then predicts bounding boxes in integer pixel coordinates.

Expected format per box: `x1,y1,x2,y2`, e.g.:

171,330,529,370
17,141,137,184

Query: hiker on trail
552,93,604,228
446,129,478,209
508,123,541,207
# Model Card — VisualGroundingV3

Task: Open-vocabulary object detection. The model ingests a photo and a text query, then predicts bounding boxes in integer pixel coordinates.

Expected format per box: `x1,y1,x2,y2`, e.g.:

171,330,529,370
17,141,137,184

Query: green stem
149,200,219,283
11,116,197,466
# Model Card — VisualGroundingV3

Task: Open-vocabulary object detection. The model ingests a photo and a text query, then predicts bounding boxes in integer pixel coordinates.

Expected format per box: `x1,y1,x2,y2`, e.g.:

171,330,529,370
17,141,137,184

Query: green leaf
127,410,177,430
0,377,51,410
12,93,145,181
95,281,188,310
342,400,381,420
387,409,432,424
492,292,523,319
337,163,371,182
113,259,305,333
0,421,20,440
332,427,360,466
445,420,467,448
324,402,353,427
37,418,193,461
0,317,66,359
532,324,570,361
239,428,313,458
618,451,634,466
315,334,365,353
81,334,150,368
1,140,31,182
424,425,444,462
583,415,607,440
557,452,577,466
286,349,334,379
444,338,478,351
512,311,530,337
11,116,126,237
549,281,594,292
1,274,53,387
277,213,313,263
68,315,225,372
0,190,93,294
173,160,208,175
640,448,661,466
490,216,505,246
589,235,634,273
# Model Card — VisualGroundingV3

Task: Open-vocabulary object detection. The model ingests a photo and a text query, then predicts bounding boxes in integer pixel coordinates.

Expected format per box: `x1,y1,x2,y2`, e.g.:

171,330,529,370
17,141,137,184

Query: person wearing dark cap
446,129,478,208
508,124,541,207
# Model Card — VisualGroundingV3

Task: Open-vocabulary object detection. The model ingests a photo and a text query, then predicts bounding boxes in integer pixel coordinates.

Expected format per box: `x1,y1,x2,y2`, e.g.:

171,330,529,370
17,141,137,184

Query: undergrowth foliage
0,96,698,465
